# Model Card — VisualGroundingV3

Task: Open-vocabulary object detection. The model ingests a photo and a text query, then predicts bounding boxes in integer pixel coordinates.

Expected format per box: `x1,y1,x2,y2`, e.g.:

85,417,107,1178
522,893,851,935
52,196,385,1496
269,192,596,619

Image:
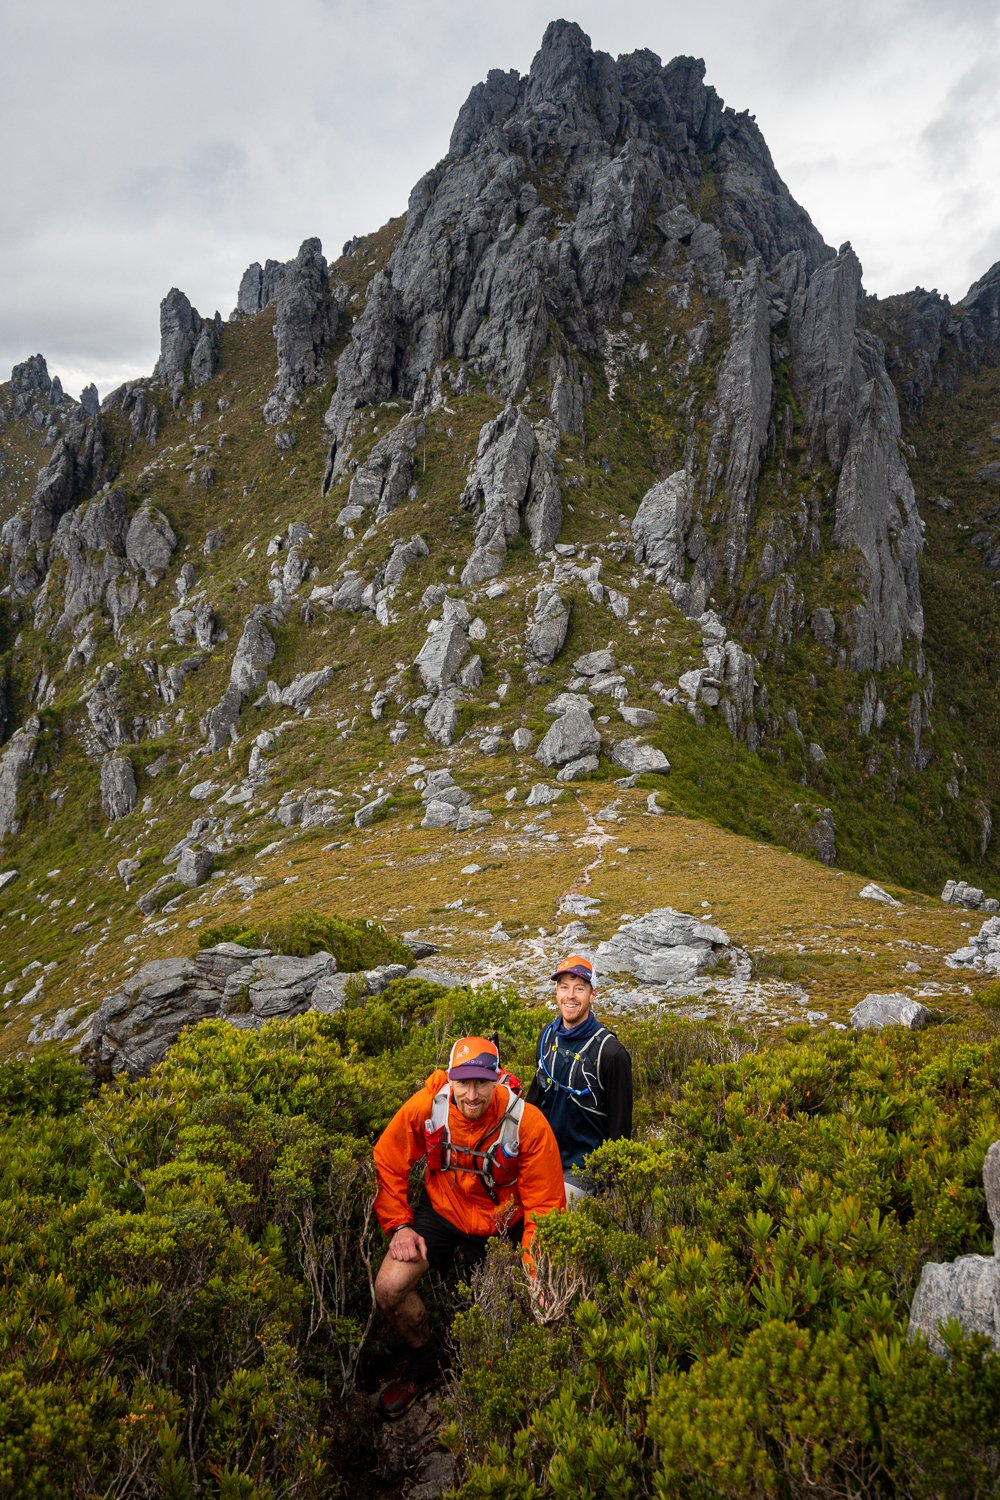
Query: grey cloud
921,57,1000,168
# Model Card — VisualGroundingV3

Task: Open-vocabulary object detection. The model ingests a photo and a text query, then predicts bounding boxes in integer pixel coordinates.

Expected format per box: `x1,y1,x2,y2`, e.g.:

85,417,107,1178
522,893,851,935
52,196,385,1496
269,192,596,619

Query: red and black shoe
377,1350,443,1419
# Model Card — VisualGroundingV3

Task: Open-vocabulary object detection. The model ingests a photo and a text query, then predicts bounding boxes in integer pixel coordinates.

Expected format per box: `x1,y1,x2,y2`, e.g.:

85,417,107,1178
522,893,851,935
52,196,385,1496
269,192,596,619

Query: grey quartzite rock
536,707,600,768
946,916,1000,974
100,754,138,822
125,502,177,584
610,739,670,775
176,847,214,887
526,586,571,664
0,717,40,838
597,908,732,985
849,994,931,1031
230,610,276,695
268,238,338,407
415,621,469,692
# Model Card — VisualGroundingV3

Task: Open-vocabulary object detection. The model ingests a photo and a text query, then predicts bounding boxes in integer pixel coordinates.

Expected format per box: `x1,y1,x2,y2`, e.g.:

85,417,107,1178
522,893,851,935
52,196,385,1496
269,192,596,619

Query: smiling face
555,973,594,1029
450,1077,497,1121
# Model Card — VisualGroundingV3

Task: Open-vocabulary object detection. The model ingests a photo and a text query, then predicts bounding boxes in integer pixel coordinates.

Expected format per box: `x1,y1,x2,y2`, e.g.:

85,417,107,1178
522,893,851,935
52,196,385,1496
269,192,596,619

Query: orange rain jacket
373,1069,566,1254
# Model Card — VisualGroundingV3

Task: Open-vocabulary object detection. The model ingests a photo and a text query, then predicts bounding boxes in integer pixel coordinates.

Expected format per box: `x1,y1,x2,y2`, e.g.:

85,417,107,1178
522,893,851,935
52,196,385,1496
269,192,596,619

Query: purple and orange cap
448,1035,500,1081
550,953,597,988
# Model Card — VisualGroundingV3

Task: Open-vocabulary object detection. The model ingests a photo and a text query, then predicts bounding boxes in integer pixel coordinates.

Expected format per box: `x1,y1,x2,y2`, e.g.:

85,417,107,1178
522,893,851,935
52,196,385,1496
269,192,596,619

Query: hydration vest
423,1080,524,1204
537,1021,614,1104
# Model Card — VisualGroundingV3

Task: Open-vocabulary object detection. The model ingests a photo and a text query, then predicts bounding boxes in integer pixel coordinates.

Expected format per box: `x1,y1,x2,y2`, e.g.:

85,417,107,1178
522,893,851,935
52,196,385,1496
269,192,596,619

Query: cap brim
551,966,594,984
449,1064,499,1080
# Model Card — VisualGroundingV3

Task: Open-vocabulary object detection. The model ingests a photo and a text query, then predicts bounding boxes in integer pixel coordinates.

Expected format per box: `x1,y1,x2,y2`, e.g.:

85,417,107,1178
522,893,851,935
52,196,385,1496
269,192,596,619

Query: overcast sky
3,0,998,400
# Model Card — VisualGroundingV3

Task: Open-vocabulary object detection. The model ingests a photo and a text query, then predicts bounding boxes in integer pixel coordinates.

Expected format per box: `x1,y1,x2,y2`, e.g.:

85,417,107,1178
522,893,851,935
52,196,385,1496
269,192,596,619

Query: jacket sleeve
602,1041,633,1141
373,1088,431,1234
516,1102,566,1256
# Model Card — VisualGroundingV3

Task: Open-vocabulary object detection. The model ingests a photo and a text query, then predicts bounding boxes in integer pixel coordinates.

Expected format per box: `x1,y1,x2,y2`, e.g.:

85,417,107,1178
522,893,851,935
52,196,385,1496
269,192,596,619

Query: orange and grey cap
551,954,597,988
447,1035,501,1081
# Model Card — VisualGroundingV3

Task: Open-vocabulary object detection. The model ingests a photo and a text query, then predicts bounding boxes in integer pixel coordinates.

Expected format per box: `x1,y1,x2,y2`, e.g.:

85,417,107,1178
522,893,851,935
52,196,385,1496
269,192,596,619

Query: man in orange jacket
373,1034,565,1416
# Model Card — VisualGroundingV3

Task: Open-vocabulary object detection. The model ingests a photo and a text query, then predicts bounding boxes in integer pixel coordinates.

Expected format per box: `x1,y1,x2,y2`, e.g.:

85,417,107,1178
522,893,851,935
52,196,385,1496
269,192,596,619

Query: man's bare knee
375,1254,427,1314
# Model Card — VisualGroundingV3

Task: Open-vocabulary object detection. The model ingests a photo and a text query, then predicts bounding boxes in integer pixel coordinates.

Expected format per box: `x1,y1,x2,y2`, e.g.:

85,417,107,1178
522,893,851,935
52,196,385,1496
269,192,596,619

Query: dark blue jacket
525,1012,633,1171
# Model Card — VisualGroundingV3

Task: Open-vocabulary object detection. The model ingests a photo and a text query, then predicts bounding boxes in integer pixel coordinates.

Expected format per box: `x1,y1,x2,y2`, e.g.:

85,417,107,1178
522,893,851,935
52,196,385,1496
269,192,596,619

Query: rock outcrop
152,288,221,398
0,716,39,838
264,238,339,421
3,408,112,596
460,407,562,585
100,753,137,822
78,942,413,1078
597,908,733,984
946,917,1000,975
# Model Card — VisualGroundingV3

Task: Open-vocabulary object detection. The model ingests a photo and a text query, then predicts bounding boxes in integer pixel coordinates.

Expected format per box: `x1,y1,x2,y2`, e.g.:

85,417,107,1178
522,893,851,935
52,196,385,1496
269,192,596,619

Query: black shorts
412,1195,524,1272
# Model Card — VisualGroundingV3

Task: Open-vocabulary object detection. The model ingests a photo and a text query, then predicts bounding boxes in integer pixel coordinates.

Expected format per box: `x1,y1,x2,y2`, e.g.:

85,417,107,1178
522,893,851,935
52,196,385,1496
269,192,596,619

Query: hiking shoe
377,1353,442,1419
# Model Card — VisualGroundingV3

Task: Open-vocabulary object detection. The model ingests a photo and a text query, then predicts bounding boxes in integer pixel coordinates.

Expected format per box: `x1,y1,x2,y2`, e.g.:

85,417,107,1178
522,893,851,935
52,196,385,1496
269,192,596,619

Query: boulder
573,649,616,677
620,706,659,728
526,783,563,807
455,807,493,832
125,502,177,584
273,666,336,712
176,847,214,887
347,417,424,520
545,692,593,716
355,793,392,828
203,685,245,752
526,586,571,665
556,754,599,781
511,728,533,753
859,883,902,907
986,1141,1000,1257
383,533,430,590
805,806,837,866
230,610,276,694
849,993,931,1031
941,879,997,913
415,621,469,692
631,469,696,607
421,799,459,829
424,693,460,746
536,707,600,768
610,739,670,775
908,1257,1000,1356
458,656,484,691
100,754,138,822
597,908,732,985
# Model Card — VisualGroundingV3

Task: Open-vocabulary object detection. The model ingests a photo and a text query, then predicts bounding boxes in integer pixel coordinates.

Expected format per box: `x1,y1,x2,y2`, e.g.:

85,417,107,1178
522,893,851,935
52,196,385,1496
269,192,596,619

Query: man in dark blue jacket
526,954,633,1202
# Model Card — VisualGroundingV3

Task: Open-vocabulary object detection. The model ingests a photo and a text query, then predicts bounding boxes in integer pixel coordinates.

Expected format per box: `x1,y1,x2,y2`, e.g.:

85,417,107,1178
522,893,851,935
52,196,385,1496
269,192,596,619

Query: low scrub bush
446,1025,1000,1499
3,1009,999,1495
196,908,411,969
